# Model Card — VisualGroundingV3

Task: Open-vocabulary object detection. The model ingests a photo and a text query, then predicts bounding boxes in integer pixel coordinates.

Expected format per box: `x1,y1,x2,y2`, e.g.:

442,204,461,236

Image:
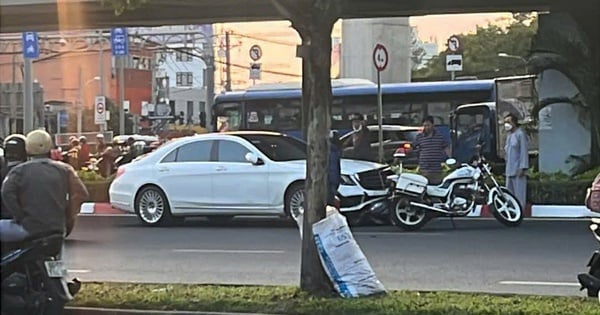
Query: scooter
577,218,600,298
1,232,81,315
387,155,523,231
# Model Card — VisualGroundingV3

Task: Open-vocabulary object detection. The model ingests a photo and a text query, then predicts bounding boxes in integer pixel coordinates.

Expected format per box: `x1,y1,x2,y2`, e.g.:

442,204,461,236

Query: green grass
69,282,599,315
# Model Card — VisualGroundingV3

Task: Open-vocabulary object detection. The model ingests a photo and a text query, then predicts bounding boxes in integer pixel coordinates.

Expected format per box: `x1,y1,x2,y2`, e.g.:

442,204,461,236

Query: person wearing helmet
0,130,89,242
0,134,28,220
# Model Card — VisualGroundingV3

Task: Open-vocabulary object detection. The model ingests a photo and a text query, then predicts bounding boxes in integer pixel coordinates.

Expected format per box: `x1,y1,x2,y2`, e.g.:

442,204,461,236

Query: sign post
111,27,129,135
249,45,262,86
22,31,39,134
446,35,462,80
373,43,388,164
94,96,106,125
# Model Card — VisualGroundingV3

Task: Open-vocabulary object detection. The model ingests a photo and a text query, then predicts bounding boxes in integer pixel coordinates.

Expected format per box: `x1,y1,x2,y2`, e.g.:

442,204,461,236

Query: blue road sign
110,27,129,56
22,32,39,59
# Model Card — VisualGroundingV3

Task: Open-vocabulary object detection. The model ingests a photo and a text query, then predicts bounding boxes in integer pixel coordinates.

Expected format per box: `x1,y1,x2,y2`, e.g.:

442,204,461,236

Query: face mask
504,123,513,131
352,124,362,132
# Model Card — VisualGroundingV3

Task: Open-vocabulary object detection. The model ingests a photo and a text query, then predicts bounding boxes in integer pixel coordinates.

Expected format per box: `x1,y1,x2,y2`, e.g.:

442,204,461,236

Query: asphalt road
64,215,598,297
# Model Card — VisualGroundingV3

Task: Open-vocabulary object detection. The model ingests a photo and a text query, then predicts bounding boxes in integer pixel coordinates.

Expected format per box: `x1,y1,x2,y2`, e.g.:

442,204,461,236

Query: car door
156,140,216,214
211,139,271,211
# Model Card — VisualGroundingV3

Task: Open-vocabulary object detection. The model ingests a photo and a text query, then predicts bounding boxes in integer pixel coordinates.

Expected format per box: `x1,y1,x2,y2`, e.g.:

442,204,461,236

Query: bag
585,173,600,213
312,211,386,298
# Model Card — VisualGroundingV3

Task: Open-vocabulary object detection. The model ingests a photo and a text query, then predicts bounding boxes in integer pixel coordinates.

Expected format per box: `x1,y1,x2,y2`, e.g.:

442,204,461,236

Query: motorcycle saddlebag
394,173,427,195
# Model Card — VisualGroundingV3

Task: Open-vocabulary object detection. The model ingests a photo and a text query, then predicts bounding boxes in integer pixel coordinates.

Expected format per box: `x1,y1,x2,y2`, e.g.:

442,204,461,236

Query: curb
65,307,275,315
79,202,600,218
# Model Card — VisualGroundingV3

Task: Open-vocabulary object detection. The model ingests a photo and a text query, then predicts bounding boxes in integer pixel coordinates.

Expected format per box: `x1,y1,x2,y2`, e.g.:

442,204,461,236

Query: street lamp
77,75,101,134
497,53,528,74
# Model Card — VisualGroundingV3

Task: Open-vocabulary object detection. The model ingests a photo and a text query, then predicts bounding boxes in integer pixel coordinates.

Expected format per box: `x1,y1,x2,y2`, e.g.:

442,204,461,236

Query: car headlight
340,174,356,186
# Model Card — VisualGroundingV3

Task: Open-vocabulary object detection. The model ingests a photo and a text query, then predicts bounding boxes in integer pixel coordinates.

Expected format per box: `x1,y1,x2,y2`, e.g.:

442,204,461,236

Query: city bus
212,77,535,142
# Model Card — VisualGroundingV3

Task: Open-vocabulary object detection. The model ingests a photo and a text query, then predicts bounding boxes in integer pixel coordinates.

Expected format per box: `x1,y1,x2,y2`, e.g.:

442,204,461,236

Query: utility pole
119,57,126,135
23,58,34,134
225,31,232,91
98,30,106,132
205,34,216,131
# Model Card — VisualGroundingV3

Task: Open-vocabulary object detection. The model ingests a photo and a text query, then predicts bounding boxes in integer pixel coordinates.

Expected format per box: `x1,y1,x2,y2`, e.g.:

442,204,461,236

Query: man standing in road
345,113,372,161
504,113,529,207
414,116,450,185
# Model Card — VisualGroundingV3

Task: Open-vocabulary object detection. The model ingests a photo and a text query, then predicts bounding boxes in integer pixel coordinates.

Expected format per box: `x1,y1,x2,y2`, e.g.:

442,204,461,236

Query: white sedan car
109,131,390,226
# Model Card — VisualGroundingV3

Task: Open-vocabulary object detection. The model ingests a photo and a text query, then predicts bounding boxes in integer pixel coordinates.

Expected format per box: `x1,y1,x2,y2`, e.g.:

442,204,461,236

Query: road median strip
68,282,598,315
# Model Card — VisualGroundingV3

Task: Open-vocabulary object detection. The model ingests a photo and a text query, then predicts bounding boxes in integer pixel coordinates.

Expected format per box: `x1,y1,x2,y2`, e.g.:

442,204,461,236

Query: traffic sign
372,44,388,72
110,27,129,56
249,45,262,61
250,63,262,80
447,36,461,53
22,32,39,59
95,96,106,125
446,54,463,72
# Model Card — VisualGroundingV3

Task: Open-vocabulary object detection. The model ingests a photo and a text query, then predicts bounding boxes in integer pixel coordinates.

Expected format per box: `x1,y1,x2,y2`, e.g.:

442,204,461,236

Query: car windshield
237,134,307,162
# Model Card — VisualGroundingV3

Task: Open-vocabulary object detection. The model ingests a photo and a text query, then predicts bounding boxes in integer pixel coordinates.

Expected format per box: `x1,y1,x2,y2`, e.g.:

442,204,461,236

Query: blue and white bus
212,78,525,141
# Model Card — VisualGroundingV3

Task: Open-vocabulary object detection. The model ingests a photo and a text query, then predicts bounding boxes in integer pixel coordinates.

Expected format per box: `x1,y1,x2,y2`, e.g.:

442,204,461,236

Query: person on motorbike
0,134,28,220
0,130,89,242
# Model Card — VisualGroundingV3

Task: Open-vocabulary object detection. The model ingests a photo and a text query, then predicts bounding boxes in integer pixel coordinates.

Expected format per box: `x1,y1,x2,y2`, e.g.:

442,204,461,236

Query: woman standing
504,113,529,207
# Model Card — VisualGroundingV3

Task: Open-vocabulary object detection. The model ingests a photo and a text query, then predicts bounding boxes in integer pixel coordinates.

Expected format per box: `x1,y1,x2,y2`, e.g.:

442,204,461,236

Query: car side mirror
445,158,457,166
245,152,263,165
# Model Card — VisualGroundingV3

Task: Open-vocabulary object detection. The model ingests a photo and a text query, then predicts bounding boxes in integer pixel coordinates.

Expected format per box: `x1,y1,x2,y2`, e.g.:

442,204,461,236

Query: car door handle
216,166,227,172
158,166,169,172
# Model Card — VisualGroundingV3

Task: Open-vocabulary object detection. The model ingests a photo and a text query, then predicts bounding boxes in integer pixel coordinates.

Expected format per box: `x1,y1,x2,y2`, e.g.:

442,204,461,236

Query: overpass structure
0,0,554,33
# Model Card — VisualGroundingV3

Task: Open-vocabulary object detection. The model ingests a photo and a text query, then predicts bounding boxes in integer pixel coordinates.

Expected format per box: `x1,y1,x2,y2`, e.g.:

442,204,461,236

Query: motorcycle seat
1,231,63,258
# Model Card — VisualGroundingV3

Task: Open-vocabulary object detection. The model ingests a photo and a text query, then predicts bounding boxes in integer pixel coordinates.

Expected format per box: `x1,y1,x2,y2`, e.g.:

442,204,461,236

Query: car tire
284,182,305,222
134,186,181,227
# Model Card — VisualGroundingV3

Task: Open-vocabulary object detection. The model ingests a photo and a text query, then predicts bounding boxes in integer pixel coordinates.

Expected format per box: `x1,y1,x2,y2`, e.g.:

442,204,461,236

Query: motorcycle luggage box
395,173,428,195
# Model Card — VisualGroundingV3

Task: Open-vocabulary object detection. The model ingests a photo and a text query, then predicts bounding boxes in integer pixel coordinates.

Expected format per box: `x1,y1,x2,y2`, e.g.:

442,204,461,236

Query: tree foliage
413,14,538,81
101,0,148,16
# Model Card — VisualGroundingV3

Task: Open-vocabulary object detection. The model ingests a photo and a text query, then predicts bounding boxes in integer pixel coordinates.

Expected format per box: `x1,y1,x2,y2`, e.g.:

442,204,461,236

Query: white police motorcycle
387,155,523,231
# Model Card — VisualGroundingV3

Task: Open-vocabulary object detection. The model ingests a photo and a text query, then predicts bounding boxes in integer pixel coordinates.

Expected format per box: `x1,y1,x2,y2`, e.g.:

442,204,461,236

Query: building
0,31,154,135
131,24,212,124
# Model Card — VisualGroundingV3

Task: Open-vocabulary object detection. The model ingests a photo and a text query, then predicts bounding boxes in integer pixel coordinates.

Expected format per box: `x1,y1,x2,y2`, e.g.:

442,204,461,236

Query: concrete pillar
341,17,412,83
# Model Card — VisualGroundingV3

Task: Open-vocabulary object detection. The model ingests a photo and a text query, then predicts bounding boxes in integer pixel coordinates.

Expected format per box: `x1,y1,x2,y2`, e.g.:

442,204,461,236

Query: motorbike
577,218,600,299
1,232,81,315
386,155,523,231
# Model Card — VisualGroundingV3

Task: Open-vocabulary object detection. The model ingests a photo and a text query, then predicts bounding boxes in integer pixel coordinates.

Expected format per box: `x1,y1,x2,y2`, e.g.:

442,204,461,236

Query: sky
410,12,514,49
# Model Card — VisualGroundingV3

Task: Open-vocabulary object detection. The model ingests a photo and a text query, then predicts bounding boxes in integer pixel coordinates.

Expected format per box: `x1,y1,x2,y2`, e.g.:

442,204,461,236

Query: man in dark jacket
0,134,28,220
345,114,372,161
0,130,89,242
328,131,342,206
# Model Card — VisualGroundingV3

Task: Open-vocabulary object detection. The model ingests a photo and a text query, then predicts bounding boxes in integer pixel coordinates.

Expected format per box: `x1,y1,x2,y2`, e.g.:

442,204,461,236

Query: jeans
0,219,29,242
327,183,339,206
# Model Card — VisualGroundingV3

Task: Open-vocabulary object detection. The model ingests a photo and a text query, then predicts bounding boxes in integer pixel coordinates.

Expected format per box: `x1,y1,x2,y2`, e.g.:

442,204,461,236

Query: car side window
160,149,178,163
175,140,214,162
217,140,250,163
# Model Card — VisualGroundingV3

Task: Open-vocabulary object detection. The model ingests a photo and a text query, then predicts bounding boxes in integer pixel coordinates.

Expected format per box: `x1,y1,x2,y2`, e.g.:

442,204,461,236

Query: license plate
44,260,67,278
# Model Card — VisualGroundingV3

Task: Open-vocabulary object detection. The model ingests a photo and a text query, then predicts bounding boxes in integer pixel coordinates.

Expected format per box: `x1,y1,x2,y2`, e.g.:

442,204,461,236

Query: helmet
25,130,53,156
3,134,27,162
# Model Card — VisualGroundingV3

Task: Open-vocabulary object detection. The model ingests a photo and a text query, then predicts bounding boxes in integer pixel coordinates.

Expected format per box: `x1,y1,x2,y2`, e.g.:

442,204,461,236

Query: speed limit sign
94,96,106,125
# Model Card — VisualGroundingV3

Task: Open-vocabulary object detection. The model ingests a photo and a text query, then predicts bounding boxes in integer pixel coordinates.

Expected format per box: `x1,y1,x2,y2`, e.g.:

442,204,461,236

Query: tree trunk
286,0,340,297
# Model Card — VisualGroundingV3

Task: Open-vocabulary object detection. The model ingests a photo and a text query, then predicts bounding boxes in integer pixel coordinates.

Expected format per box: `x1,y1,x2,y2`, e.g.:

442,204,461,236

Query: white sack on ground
312,210,386,298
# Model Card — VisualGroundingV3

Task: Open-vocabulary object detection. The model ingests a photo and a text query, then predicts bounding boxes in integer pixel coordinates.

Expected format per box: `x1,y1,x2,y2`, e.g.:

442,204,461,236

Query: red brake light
115,167,125,179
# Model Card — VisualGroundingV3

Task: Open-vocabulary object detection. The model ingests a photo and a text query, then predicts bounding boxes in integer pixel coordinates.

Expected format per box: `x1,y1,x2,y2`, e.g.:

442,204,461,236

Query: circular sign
249,45,262,61
448,36,461,52
372,44,388,72
96,103,104,114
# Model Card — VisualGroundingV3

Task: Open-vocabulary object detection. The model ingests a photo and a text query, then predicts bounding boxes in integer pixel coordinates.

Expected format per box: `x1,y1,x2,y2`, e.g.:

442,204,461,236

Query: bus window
246,99,301,132
214,102,241,132
426,102,452,125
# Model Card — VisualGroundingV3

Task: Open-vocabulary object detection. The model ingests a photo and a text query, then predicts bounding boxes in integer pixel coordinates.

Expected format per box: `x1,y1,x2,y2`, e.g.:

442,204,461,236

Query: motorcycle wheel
489,188,523,227
390,197,431,231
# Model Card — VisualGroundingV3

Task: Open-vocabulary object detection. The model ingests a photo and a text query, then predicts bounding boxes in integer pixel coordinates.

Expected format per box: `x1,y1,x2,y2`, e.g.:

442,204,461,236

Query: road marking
499,280,580,287
68,269,91,273
173,249,285,254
